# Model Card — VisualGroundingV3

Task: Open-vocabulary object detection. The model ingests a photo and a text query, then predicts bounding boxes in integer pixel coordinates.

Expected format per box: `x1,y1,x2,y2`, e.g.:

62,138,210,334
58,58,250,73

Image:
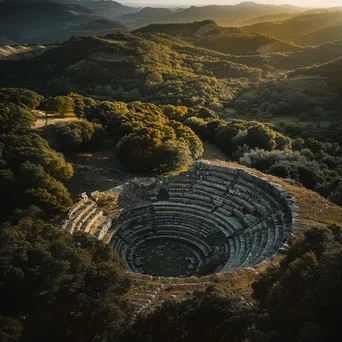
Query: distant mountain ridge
295,24,342,46
67,0,139,19
243,10,342,44
37,18,130,43
159,2,307,27
0,1,130,44
108,1,308,28
118,7,175,26
0,1,321,45
136,20,301,55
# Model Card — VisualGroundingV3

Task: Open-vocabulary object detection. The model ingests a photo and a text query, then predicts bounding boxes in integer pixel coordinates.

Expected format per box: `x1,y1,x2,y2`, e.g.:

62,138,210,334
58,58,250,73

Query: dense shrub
0,88,43,110
123,287,253,342
0,103,35,133
87,101,203,174
252,225,342,342
0,217,133,341
239,141,342,205
55,121,105,151
0,92,73,222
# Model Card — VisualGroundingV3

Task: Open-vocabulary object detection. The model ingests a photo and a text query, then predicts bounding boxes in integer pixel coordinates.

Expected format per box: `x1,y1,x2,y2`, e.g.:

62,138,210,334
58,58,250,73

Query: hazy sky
121,0,342,8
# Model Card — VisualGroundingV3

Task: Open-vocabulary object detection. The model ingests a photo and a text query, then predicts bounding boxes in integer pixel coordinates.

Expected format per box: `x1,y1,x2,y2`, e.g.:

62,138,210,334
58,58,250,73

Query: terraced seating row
64,162,295,278
62,200,96,233
94,216,112,240
113,230,213,273
164,175,277,221
221,210,293,271
111,178,293,274
132,234,207,262
120,227,214,257
152,202,244,235
62,197,115,242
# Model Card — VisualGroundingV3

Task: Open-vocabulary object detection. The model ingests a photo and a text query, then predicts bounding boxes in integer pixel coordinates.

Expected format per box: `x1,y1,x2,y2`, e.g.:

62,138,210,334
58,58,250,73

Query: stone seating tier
64,162,295,277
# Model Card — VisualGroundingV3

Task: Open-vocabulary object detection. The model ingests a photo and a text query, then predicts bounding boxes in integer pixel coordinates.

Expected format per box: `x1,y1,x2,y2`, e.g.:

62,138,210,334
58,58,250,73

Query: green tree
0,217,133,342
55,121,105,152
252,225,342,342
0,103,35,133
235,100,249,114
124,287,253,342
146,71,163,85
245,125,277,151
0,88,43,109
0,132,73,221
328,183,342,205
18,161,73,213
215,126,239,154
50,96,74,116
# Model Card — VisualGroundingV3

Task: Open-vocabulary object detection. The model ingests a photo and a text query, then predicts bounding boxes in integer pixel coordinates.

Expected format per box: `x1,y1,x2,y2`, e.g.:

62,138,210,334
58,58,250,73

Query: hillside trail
33,110,78,129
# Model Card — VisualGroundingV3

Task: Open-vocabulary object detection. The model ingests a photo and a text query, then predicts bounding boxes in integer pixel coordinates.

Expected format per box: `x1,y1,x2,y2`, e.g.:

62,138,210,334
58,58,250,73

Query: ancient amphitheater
62,160,297,279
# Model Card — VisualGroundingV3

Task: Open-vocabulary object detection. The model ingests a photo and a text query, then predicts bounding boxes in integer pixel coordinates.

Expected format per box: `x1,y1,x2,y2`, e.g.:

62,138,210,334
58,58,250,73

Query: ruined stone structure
62,161,296,278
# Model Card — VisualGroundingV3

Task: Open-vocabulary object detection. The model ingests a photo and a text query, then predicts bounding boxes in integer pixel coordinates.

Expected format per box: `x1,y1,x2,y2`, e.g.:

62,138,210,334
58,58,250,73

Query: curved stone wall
109,161,296,277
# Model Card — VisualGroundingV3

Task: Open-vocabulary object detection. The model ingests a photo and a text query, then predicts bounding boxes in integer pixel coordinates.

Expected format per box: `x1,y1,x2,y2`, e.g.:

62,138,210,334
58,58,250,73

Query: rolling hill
112,2,307,28
0,0,131,44
269,39,342,70
0,33,262,104
220,38,342,77
136,21,301,55
244,10,342,44
69,0,139,19
0,1,310,44
295,24,342,46
161,2,307,27
291,56,342,84
0,0,104,43
242,12,300,26
37,18,130,43
118,7,175,26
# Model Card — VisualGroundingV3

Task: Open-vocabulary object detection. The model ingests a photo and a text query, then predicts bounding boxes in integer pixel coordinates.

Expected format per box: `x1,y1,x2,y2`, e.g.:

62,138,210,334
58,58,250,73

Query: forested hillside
0,0,129,44
0,33,261,106
1,2,342,341
244,10,342,44
136,21,300,55
69,0,139,19
119,7,176,26
160,2,305,26
295,24,342,46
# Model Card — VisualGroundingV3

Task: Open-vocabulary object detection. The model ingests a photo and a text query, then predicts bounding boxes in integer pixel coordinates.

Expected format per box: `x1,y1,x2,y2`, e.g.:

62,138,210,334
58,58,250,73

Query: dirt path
33,110,78,129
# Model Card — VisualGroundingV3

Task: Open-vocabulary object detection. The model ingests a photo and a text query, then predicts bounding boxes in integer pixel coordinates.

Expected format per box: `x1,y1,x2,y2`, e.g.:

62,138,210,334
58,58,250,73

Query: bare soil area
65,146,135,199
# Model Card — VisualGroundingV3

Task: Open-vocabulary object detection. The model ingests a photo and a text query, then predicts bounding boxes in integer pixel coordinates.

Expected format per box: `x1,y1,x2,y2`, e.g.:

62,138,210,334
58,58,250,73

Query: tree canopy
54,121,105,152
124,286,253,342
87,101,204,173
252,224,342,342
0,89,74,222
0,217,133,342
